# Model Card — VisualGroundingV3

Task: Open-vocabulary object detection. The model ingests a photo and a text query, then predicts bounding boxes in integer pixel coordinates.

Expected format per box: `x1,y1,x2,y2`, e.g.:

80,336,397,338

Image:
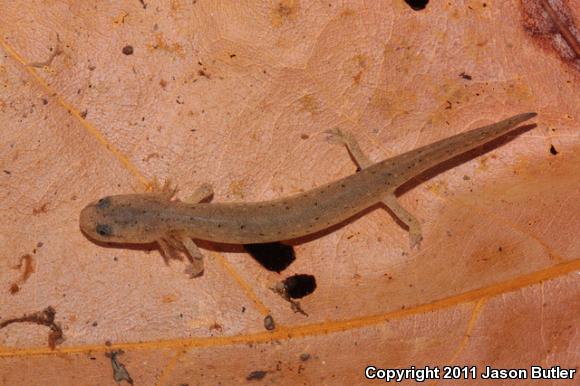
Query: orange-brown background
1,1,578,385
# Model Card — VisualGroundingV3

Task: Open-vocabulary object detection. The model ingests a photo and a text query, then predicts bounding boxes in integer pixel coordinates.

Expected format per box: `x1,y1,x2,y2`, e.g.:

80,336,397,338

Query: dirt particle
9,254,35,293
459,71,473,80
209,322,223,332
32,203,49,215
198,69,210,79
9,283,19,294
122,45,134,55
246,370,267,381
264,315,275,330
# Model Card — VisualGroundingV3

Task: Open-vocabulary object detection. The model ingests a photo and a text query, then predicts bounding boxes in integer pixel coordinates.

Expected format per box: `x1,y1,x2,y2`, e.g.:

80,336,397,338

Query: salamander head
79,195,161,244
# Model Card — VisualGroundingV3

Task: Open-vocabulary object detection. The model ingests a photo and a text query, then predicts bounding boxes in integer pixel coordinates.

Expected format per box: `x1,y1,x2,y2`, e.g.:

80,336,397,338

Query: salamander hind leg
326,130,422,249
175,183,214,277
325,128,373,169
382,194,423,249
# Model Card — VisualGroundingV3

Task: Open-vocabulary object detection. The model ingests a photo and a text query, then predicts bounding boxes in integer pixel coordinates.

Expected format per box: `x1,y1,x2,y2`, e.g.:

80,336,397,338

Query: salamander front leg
179,236,205,278
186,183,214,203
156,234,205,278
326,128,423,249
147,177,177,200
179,183,214,277
154,183,214,277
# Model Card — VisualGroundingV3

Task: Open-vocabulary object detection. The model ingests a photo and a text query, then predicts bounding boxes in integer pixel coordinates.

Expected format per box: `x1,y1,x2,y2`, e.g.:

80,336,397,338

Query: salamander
80,112,537,276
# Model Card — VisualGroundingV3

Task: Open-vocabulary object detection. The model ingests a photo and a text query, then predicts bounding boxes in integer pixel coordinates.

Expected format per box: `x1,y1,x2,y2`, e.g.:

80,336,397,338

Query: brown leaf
1,1,578,384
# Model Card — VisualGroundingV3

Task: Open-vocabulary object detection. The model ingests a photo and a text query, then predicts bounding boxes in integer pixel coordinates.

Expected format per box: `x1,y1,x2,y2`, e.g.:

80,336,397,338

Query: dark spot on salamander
96,223,113,237
217,224,222,228
340,183,346,188
285,206,290,210
314,202,318,206
240,225,245,229
96,197,111,209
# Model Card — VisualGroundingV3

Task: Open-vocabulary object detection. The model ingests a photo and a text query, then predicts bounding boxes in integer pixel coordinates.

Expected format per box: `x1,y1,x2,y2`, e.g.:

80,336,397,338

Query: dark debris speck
246,370,267,381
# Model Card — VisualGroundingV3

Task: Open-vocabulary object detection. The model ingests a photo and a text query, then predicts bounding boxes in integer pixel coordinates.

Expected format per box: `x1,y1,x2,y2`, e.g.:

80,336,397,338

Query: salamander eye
97,197,111,209
96,223,113,237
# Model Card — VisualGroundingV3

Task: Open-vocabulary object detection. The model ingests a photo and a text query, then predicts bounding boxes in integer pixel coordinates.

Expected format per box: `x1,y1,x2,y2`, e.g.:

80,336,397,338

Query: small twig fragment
0,306,63,349
105,350,134,385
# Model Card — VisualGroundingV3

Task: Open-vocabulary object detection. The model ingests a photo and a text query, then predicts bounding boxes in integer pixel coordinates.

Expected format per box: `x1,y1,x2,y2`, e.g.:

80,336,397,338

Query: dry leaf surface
1,1,579,385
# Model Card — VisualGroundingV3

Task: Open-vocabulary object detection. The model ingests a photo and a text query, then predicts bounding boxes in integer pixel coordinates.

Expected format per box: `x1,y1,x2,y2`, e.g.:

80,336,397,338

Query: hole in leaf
282,274,317,299
404,0,429,11
244,242,295,272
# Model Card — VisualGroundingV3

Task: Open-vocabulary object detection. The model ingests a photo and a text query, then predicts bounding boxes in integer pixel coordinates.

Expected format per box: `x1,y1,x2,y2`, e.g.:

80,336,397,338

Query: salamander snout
80,194,165,244
79,196,126,243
